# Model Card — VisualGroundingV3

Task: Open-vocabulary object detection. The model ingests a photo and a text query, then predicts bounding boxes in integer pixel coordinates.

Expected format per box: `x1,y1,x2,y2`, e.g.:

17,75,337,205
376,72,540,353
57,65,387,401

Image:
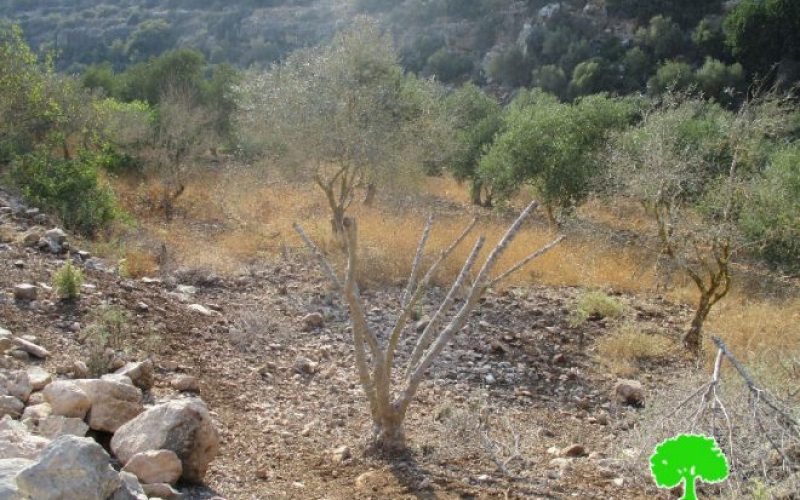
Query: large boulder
43,381,91,419
0,458,34,500
115,361,154,391
72,379,143,432
15,435,121,500
122,449,182,485
0,416,50,460
111,398,219,482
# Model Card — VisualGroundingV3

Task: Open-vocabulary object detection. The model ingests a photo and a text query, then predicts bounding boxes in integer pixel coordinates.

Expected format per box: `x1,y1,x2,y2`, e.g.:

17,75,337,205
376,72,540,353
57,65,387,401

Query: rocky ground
0,188,741,499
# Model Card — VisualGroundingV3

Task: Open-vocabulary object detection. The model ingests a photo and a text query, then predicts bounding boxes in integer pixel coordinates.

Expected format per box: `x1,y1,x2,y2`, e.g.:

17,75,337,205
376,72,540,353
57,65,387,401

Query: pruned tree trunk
294,201,565,453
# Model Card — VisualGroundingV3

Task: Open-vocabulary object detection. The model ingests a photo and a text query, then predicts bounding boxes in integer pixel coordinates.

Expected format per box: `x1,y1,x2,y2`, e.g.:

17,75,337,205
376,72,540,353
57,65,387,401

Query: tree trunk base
367,422,407,457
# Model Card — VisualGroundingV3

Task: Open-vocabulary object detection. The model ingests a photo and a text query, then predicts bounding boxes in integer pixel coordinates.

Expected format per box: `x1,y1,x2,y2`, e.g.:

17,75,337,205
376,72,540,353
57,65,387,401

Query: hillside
3,0,791,99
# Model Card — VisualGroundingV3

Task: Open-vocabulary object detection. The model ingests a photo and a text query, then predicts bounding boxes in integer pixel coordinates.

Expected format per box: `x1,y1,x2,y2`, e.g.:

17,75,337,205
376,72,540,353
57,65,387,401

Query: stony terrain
0,187,741,499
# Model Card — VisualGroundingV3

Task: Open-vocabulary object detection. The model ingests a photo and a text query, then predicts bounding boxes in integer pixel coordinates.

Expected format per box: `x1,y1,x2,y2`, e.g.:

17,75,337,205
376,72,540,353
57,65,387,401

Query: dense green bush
479,90,634,222
10,147,120,235
739,143,800,272
724,0,800,80
442,83,502,205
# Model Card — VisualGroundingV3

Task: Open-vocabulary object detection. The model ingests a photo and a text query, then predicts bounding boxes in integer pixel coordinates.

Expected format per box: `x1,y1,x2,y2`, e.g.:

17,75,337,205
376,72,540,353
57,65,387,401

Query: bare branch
402,215,434,308
490,234,565,287
406,236,486,375
292,223,342,290
383,217,477,373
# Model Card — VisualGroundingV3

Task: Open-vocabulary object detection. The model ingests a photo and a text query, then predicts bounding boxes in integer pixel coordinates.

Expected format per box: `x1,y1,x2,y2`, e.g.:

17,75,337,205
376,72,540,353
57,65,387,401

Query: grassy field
102,166,800,397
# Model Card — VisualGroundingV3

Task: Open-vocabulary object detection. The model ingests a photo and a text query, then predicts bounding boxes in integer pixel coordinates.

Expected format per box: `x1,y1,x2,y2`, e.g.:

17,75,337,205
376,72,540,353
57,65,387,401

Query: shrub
119,247,159,278
85,305,130,377
739,143,800,272
570,290,625,327
53,259,84,300
9,147,120,236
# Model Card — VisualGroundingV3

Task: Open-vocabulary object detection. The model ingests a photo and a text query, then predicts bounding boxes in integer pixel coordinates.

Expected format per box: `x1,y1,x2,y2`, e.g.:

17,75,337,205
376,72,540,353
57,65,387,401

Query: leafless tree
295,201,564,453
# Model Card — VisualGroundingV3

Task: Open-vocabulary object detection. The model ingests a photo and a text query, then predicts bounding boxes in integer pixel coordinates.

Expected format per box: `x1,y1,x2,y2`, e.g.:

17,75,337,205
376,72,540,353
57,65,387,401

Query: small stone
293,356,318,375
22,403,52,422
0,396,24,418
170,375,199,393
331,445,351,464
552,353,566,364
13,260,24,269
561,444,587,457
187,304,212,316
142,482,182,499
136,302,149,312
72,360,90,378
549,457,572,469
614,379,645,407
12,337,49,358
301,312,324,330
13,283,38,301
115,361,154,390
27,367,52,391
1,371,32,402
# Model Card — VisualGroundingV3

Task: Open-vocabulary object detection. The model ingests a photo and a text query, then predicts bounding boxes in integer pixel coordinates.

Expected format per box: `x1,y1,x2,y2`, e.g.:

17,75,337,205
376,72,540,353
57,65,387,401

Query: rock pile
0,341,219,500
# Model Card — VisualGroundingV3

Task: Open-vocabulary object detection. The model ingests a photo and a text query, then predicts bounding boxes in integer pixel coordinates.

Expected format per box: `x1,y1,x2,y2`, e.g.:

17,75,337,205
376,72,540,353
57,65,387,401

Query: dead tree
294,201,564,453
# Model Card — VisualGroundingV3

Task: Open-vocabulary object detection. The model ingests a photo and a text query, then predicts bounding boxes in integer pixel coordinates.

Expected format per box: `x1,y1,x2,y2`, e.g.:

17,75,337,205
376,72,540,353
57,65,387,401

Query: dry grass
595,324,675,377
119,247,159,278
105,166,799,392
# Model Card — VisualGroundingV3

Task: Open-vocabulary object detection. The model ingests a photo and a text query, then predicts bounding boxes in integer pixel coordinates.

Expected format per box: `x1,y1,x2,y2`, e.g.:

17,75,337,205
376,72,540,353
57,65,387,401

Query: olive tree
295,203,563,453
237,18,446,234
609,93,792,354
479,90,634,224
442,83,502,207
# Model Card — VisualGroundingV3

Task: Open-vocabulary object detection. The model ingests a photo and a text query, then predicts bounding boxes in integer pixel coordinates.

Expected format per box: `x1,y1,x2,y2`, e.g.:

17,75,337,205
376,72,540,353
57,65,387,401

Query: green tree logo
650,434,729,500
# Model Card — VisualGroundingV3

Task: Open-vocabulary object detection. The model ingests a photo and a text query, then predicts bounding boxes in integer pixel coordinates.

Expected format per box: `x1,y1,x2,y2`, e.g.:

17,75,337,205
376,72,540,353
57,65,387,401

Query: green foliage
119,48,206,105
425,48,473,83
650,434,729,500
0,24,56,161
53,259,84,300
126,19,177,61
648,60,696,95
487,46,529,87
570,291,625,327
85,305,130,376
236,18,447,224
442,83,502,205
739,143,800,272
10,147,120,235
724,0,800,79
635,15,686,62
694,57,744,104
568,58,617,98
531,64,567,98
608,0,723,28
479,90,634,218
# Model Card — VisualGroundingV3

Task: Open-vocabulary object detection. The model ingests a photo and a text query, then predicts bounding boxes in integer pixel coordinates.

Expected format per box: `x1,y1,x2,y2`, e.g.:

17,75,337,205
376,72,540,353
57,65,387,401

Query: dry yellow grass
595,324,675,377
105,167,799,390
